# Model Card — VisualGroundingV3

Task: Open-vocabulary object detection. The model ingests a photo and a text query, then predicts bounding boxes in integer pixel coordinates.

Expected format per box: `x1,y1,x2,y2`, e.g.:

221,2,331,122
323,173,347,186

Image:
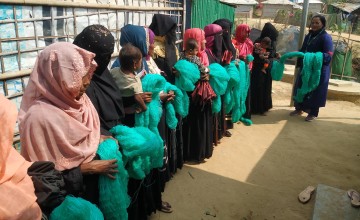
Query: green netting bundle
174,60,201,117
50,196,104,220
234,58,253,125
294,52,323,103
208,63,230,113
110,125,163,179
97,139,130,220
271,51,304,81
224,62,241,114
163,82,185,128
135,74,165,134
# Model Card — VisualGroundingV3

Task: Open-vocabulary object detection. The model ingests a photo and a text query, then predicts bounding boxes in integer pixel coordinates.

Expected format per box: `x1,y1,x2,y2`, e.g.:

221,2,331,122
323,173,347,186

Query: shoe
289,110,303,116
298,186,316,204
305,115,316,122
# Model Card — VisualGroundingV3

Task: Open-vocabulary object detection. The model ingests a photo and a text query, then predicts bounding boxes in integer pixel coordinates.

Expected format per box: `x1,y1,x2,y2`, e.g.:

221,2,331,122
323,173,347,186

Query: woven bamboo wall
0,0,185,148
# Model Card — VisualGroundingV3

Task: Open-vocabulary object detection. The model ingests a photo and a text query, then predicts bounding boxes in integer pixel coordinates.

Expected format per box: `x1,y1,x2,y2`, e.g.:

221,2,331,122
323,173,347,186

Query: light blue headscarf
111,24,149,72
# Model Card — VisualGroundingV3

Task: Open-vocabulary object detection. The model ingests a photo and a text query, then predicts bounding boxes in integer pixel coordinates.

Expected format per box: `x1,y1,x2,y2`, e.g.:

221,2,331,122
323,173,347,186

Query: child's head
119,43,142,71
185,38,199,56
260,37,271,49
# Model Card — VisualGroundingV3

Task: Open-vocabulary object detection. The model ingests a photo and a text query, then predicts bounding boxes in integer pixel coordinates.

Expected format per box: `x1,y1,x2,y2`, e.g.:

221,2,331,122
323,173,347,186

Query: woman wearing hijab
149,14,184,173
110,24,173,217
0,94,42,220
149,14,179,84
213,19,237,136
290,15,333,121
213,18,237,63
19,42,118,206
182,28,214,163
204,24,223,64
232,24,254,122
204,23,224,145
251,22,279,115
73,24,125,136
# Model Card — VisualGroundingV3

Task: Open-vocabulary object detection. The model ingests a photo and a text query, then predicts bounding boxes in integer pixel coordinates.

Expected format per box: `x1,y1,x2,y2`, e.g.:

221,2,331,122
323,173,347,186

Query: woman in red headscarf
182,28,214,163
232,24,254,122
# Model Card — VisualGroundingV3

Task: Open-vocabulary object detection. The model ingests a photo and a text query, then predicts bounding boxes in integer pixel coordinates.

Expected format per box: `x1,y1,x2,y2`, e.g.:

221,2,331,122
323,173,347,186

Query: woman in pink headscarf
232,24,254,122
204,24,223,64
19,42,118,205
183,28,210,67
181,28,214,163
0,94,42,220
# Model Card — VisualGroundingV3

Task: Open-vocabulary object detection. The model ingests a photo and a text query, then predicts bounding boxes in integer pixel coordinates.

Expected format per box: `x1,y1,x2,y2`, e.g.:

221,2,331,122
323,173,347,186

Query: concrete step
329,79,353,87
312,184,360,220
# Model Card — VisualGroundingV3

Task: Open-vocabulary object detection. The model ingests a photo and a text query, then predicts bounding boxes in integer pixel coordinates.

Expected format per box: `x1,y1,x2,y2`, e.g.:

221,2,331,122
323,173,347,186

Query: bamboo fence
0,0,185,148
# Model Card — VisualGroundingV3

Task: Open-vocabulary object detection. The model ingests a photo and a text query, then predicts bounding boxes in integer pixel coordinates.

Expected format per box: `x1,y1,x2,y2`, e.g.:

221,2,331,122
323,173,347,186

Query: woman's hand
99,135,117,144
201,73,210,81
275,52,281,59
81,159,118,179
141,92,152,103
160,91,175,103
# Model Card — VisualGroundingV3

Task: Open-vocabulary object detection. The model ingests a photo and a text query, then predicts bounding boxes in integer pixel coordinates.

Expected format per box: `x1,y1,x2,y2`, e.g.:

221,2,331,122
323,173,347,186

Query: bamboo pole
0,0,183,11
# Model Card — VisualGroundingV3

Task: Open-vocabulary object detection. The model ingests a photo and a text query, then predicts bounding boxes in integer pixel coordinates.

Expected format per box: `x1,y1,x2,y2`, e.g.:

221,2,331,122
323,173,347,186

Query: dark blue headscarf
111,24,149,72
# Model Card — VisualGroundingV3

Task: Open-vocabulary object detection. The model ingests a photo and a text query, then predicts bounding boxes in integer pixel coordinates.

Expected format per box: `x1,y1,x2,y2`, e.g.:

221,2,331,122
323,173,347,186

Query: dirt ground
149,81,360,220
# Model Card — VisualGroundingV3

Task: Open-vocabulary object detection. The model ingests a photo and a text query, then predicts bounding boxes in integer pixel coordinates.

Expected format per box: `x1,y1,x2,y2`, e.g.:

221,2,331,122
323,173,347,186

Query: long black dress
150,14,183,172
251,23,278,114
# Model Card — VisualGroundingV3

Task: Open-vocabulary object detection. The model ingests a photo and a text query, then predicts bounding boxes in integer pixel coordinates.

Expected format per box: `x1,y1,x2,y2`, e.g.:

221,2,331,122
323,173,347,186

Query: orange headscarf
19,42,100,171
183,28,210,67
0,94,42,220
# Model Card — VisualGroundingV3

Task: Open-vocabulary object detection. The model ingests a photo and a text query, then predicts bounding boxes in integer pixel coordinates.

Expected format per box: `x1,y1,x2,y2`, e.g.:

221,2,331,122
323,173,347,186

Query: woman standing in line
213,18,237,136
232,24,254,123
290,15,333,121
149,14,184,173
182,28,214,163
204,23,224,145
251,22,279,115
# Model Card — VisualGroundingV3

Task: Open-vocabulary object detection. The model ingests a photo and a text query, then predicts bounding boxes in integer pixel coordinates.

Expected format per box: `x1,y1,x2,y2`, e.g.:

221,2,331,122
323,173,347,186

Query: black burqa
213,19,236,132
149,14,178,84
213,19,236,62
73,25,124,135
251,22,278,114
150,14,184,172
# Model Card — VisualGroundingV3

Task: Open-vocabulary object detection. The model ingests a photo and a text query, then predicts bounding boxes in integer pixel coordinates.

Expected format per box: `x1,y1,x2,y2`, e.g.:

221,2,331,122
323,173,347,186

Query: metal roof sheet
331,2,360,13
220,0,257,5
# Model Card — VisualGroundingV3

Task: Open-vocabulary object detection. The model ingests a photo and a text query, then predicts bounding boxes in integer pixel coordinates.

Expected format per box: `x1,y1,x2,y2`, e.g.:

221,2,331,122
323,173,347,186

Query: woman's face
310,17,324,32
148,43,155,57
201,39,206,50
76,73,92,100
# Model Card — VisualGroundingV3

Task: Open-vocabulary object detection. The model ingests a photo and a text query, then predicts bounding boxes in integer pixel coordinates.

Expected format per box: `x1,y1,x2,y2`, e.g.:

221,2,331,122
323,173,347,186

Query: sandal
162,201,172,209
347,189,360,207
289,109,303,116
298,186,316,204
224,130,232,137
159,201,173,213
305,115,316,122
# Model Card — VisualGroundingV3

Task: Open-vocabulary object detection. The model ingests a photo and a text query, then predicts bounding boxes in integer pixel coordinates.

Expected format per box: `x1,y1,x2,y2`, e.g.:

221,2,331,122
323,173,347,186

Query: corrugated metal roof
262,0,302,8
219,0,257,5
331,2,360,13
295,0,323,4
